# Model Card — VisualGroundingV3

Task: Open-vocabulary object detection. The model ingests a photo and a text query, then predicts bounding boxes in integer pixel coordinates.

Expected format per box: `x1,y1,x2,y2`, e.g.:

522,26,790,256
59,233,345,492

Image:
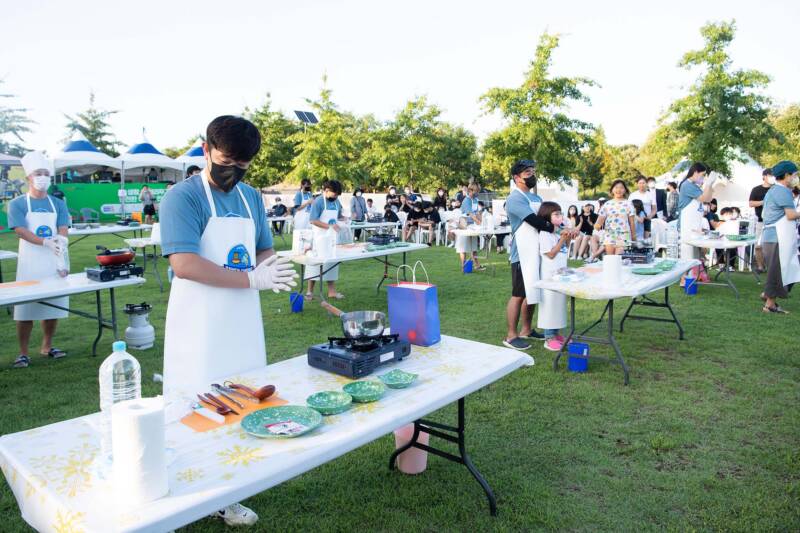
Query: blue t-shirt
506,189,542,263
159,175,272,256
635,211,646,240
293,190,313,212
762,183,795,244
310,195,342,223
677,180,703,230
460,196,482,224
7,194,69,231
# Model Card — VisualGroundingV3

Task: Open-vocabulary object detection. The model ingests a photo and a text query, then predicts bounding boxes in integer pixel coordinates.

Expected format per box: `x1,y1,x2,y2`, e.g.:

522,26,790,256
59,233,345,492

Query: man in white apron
159,116,297,527
760,160,800,314
8,152,70,368
305,179,345,299
503,160,556,351
676,163,715,283
292,178,314,230
457,184,485,270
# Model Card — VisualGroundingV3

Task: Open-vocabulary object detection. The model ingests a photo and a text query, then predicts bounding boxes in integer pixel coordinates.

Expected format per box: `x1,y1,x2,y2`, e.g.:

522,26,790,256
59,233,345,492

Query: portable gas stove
367,233,398,246
622,245,655,264
307,334,411,378
85,263,144,282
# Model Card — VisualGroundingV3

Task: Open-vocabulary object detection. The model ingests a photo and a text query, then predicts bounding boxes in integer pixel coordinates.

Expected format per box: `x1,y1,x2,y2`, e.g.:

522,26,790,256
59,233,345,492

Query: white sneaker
211,503,259,527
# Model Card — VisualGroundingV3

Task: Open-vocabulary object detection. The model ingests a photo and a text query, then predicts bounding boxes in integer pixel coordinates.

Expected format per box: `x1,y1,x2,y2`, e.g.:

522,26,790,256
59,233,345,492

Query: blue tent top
62,139,100,153
127,142,164,156
183,145,203,157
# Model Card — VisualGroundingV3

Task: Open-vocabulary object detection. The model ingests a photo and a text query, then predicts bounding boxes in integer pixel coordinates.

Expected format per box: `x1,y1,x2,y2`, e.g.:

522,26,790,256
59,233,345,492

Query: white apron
537,242,568,330
162,178,265,404
293,192,312,230
511,189,542,304
304,200,340,281
14,195,68,321
765,215,800,287
679,197,703,260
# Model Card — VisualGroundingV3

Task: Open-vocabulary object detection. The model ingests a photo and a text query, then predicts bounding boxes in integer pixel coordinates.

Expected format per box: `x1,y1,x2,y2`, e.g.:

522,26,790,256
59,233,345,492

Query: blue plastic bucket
463,259,473,274
684,277,698,295
289,292,304,313
567,342,589,373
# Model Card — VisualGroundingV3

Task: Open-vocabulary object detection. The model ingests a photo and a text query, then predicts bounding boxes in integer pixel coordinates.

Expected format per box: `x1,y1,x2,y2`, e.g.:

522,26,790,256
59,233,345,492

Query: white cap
21,151,54,177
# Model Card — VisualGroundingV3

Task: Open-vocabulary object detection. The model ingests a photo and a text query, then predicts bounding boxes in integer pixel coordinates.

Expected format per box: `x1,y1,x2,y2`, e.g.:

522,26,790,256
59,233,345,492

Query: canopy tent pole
120,162,126,219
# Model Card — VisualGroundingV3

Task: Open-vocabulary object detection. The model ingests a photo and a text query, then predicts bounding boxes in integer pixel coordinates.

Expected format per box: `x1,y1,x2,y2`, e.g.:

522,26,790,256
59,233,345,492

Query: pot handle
320,301,344,317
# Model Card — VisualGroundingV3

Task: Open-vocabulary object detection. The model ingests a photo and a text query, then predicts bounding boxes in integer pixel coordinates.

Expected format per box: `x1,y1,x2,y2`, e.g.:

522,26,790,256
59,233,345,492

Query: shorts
511,261,526,298
643,218,652,233
143,204,156,216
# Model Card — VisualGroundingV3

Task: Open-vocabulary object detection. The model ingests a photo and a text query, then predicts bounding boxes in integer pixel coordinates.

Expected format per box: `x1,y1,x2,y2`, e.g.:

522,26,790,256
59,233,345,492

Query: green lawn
0,231,798,532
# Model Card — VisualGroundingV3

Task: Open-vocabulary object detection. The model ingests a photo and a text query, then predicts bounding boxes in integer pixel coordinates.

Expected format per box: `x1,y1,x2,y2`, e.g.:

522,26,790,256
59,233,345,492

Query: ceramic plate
378,369,419,389
726,234,753,241
343,380,386,402
632,267,662,275
306,391,353,415
241,405,322,438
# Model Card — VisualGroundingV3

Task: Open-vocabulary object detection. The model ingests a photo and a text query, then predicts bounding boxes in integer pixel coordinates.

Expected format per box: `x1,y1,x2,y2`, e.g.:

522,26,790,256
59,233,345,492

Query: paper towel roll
112,397,168,507
602,254,622,286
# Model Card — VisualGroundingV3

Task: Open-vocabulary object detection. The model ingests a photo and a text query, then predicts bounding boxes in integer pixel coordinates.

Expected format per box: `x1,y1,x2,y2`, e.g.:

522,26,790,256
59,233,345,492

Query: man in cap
7,151,70,368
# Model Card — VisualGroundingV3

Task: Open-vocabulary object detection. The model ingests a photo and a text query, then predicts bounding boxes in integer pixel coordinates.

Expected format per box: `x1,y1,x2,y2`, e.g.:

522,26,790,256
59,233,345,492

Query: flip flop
327,292,345,300
12,355,30,368
304,293,314,301
762,305,789,314
41,348,67,359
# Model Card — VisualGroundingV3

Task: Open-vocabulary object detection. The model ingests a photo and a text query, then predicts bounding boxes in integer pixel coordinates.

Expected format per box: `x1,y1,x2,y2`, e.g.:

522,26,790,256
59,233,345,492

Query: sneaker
763,305,789,314
211,503,259,527
584,257,598,264
12,355,30,368
521,330,545,339
554,334,566,344
543,338,563,352
502,337,531,350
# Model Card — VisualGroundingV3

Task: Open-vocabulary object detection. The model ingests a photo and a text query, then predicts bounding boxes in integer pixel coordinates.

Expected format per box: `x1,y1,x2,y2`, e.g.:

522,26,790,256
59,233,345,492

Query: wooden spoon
223,382,276,402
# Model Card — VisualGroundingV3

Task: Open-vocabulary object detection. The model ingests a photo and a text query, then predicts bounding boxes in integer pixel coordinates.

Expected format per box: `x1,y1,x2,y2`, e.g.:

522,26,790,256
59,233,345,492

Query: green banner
60,183,169,222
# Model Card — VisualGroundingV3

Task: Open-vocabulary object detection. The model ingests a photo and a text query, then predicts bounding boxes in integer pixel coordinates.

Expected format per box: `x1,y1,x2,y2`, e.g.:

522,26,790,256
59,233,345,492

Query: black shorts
511,261,526,298
143,204,156,216
643,218,651,232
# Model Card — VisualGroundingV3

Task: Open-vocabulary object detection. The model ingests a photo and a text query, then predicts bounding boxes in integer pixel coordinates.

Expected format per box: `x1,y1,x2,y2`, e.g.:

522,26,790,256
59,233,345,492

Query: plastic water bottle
666,226,680,259
98,341,141,465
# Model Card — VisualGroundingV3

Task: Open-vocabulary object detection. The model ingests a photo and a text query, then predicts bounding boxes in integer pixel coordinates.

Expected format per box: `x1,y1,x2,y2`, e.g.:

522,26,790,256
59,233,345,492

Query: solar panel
293,110,319,124
294,110,308,122
306,112,319,124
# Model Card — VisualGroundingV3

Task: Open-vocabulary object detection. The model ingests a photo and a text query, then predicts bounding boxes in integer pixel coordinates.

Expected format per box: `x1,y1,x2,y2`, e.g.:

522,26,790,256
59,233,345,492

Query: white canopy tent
116,133,184,182
175,139,206,171
53,131,122,175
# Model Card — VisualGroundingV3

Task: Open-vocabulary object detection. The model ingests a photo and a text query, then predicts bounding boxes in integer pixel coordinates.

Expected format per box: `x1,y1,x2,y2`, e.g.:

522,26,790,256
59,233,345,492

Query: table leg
68,235,88,247
553,296,577,371
619,287,685,340
151,245,164,292
109,288,118,341
388,397,497,516
698,249,739,299
92,291,104,357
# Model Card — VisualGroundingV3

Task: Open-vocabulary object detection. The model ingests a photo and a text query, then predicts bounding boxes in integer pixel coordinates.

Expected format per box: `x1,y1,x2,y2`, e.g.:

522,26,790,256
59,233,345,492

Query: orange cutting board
181,395,288,432
0,280,40,288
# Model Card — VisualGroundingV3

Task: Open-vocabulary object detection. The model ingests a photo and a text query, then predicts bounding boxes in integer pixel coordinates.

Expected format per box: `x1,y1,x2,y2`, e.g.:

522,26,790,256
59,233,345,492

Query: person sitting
454,184,468,208
366,198,377,218
417,201,441,245
403,201,426,241
185,165,201,180
398,194,412,214
270,197,288,234
665,181,679,221
383,204,399,223
433,187,448,210
385,186,401,212
631,198,646,242
574,203,597,259
404,184,419,203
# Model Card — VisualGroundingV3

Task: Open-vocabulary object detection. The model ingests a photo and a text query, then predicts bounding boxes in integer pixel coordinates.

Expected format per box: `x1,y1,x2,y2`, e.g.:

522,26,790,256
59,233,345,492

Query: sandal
762,305,789,314
304,292,314,301
41,348,67,359
12,355,30,368
327,292,345,300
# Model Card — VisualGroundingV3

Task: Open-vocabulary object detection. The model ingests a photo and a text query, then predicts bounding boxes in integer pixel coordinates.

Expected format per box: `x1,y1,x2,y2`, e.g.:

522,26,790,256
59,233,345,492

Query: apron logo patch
35,225,53,238
224,244,252,271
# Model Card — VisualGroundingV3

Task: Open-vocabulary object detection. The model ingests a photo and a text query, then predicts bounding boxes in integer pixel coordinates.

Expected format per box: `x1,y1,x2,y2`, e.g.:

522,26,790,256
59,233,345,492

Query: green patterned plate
656,260,677,271
306,391,353,415
241,405,323,438
631,267,662,275
378,369,419,389
726,234,754,241
342,380,386,402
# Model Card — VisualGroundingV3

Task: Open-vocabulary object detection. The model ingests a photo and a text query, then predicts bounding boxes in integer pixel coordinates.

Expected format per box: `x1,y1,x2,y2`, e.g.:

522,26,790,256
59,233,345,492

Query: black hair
322,179,342,195
631,198,644,214
567,205,579,218
682,162,709,183
186,165,200,176
720,207,732,215
537,201,561,224
354,187,362,194
762,168,773,177
510,159,536,177
206,115,261,162
647,176,656,182
635,175,647,183
609,179,630,195
366,197,373,203
709,198,718,205
300,178,311,187
731,206,741,213
667,181,678,190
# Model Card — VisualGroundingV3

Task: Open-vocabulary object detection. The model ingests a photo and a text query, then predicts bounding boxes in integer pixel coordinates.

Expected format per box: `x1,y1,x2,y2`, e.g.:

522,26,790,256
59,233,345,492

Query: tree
163,134,202,159
646,20,777,176
64,92,122,157
577,127,611,196
479,32,596,188
762,104,800,166
243,96,301,188
0,80,34,156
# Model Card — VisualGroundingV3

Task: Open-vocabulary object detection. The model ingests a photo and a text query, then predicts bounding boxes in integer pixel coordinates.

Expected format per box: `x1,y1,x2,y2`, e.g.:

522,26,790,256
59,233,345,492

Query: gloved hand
247,255,298,293
42,236,65,257
705,174,718,188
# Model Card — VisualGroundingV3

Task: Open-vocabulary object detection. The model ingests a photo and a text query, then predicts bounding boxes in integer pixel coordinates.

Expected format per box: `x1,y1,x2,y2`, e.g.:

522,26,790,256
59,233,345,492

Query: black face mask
523,176,537,189
303,185,311,191
209,162,247,192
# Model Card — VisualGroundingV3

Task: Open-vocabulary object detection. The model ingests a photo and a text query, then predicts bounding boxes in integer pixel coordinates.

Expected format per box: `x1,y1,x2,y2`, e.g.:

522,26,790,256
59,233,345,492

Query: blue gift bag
387,261,441,346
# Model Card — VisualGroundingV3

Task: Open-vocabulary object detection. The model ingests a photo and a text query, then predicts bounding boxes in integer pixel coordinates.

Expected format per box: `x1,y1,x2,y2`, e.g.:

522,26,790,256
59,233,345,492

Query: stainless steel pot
320,301,386,338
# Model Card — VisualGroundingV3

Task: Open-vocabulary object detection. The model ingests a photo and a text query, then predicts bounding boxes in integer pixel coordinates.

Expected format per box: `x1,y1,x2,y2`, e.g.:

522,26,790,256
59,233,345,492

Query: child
631,198,646,241
536,202,574,351
595,179,635,255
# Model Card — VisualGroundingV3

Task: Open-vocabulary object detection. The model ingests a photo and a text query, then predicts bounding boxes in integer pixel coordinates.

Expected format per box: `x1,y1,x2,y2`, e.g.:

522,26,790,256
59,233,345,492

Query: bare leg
578,235,590,257
306,280,316,295
326,281,338,297
519,302,535,336
472,252,481,268
755,246,765,271
40,319,58,354
506,296,525,339
16,320,33,356
459,252,466,267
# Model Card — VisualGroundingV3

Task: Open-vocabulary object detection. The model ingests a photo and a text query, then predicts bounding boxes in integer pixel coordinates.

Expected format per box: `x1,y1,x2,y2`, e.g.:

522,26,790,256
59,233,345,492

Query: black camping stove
85,263,144,282
622,244,655,264
307,334,411,378
367,233,398,246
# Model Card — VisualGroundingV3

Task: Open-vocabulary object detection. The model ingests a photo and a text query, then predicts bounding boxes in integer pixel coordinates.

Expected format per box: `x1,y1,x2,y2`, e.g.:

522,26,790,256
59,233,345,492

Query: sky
2,0,798,156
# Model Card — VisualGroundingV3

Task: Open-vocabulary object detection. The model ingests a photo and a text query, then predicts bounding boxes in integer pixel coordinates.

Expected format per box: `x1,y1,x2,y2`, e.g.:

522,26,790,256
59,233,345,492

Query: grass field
0,230,798,532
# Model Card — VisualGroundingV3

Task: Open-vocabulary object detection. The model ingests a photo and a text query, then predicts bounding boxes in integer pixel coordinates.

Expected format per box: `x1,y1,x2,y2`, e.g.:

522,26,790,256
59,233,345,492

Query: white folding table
684,235,759,299
534,259,700,384
452,226,511,259
68,224,152,247
0,336,533,532
0,249,18,283
0,273,145,356
125,238,164,292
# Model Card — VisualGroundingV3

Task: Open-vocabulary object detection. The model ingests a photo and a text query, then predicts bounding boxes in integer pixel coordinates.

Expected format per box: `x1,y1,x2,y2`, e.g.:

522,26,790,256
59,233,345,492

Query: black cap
510,159,536,177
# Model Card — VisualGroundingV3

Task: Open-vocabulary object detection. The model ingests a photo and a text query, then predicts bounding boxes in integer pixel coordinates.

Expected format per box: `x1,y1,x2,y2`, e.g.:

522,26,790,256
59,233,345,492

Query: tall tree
64,92,122,157
762,104,800,166
646,20,777,176
0,80,34,156
577,127,612,196
244,96,301,188
479,32,596,188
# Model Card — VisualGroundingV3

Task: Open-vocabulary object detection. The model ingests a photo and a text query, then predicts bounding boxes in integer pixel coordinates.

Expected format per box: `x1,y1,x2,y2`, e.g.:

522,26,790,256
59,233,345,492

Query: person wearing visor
159,116,297,528
504,159,558,350
305,179,346,300
760,160,800,314
7,151,70,368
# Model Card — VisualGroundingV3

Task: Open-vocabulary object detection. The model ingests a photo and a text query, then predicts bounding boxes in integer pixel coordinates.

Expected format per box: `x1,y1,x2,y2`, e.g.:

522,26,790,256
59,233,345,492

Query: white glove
705,174,718,188
42,236,66,257
247,255,298,293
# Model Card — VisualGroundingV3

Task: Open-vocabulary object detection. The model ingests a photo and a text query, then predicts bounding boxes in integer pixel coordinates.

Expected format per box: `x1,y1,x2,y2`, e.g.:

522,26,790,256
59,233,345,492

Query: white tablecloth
0,273,145,306
0,250,18,261
533,259,700,300
451,226,511,238
684,236,757,250
0,336,532,533
279,242,428,267
69,224,152,237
